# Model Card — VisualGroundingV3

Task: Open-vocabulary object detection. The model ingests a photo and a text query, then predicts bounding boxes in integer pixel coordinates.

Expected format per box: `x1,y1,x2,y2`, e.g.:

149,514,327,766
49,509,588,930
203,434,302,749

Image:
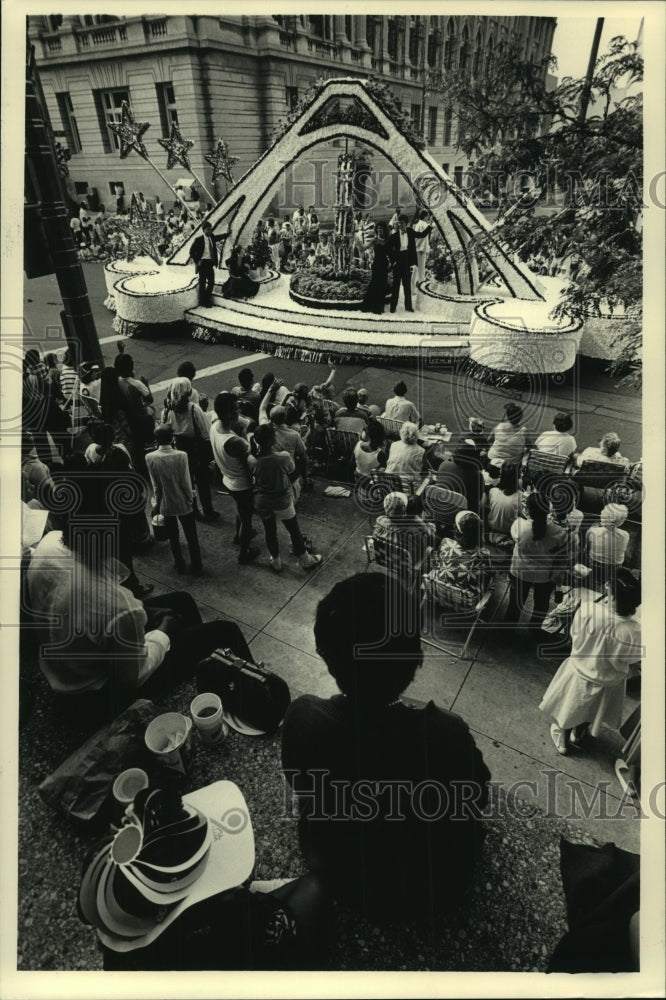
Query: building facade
29,14,556,219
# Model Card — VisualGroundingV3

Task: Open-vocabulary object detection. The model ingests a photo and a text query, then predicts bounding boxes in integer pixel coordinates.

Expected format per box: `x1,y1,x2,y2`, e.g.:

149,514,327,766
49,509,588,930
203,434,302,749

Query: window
309,15,331,40
55,91,82,154
427,29,439,68
459,25,470,74
387,17,398,60
94,88,130,154
411,104,422,130
442,162,450,175
473,31,482,76
444,20,455,70
156,82,178,137
454,165,464,187
409,21,419,65
428,106,438,145
365,16,376,53
286,86,299,110
443,107,454,145
345,15,352,41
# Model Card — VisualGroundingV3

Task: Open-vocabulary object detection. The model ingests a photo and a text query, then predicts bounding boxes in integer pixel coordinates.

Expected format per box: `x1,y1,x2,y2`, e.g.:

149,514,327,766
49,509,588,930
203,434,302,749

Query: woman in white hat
586,503,631,591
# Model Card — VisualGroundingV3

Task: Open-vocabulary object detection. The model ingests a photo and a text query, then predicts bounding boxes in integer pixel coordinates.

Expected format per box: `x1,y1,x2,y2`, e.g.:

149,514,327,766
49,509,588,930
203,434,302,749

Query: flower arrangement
290,265,371,306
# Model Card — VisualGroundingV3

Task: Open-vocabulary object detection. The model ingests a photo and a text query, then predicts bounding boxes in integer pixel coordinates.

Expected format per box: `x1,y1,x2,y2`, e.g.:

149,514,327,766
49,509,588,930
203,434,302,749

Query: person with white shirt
382,380,421,425
189,221,223,306
411,209,433,293
535,413,577,458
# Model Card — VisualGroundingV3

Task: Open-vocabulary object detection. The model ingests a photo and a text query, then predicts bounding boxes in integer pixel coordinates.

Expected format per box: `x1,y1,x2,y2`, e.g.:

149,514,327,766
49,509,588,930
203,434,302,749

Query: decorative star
205,138,239,184
157,123,195,171
110,194,164,265
108,101,150,160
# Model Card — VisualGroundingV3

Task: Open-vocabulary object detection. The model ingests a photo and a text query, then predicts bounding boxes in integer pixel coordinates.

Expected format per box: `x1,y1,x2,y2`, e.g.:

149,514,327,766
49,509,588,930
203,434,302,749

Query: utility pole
578,17,604,125
25,36,102,367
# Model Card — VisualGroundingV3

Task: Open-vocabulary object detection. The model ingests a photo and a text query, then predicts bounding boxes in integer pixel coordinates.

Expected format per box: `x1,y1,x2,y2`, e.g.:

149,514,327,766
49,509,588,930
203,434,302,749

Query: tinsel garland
458,356,572,388
189,324,469,367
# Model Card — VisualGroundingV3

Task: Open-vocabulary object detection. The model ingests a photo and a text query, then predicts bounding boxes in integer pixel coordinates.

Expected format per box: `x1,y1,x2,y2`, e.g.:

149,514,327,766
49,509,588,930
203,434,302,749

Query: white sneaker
299,552,322,570
270,556,283,572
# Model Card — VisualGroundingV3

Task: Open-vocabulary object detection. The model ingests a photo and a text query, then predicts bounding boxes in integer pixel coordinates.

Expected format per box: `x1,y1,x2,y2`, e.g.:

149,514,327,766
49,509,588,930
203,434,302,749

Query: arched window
444,20,455,70
427,25,440,68
473,30,482,76
459,25,470,74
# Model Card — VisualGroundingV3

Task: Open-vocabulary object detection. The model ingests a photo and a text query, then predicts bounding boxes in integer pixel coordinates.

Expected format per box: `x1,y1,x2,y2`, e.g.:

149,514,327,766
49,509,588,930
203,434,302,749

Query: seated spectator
334,388,369,434
281,572,490,920
385,422,426,480
372,491,436,572
466,417,489,459
486,463,522,545
25,470,251,724
353,419,388,478
356,388,374,417
504,492,568,628
482,463,502,489
424,511,492,601
382,380,421,425
576,432,630,471
435,443,484,517
535,412,577,458
586,503,630,590
487,403,527,468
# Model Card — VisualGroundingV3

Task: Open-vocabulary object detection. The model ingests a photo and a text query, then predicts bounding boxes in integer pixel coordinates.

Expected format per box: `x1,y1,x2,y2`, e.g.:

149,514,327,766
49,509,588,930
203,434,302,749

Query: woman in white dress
539,568,641,755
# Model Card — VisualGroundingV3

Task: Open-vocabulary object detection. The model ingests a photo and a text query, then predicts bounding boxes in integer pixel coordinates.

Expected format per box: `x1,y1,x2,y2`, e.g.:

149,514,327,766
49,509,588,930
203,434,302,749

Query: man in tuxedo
189,221,223,306
388,215,417,313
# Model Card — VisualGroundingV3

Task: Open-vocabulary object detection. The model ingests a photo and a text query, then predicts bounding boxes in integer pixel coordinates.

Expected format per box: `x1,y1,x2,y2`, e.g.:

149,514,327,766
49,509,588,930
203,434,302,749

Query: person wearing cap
281,571,491,921
372,490,436,573
382,380,421,425
576,431,630,471
535,412,577,459
487,403,528,467
539,568,641,756
146,424,203,575
385,421,426,481
585,503,631,591
424,511,492,602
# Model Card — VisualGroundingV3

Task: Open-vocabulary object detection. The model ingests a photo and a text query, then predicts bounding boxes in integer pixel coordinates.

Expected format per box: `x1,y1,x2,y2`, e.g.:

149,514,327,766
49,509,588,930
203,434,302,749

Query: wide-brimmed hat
78,780,254,952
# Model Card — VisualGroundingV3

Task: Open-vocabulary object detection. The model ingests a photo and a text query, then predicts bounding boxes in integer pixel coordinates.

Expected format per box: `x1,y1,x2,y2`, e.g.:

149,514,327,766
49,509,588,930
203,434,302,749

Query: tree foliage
435,35,643,388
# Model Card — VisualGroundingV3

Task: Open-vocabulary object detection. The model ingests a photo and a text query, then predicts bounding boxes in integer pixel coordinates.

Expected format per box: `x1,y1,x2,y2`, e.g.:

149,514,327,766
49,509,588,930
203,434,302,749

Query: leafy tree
433,35,643,388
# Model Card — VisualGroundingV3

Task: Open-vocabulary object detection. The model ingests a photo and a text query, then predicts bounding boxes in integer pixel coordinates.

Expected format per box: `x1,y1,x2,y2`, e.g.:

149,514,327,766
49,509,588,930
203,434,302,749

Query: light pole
25,35,102,367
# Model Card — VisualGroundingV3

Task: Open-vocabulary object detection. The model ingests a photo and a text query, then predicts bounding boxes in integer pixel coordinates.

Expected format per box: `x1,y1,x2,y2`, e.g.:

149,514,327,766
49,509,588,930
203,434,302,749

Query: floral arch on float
106,76,585,377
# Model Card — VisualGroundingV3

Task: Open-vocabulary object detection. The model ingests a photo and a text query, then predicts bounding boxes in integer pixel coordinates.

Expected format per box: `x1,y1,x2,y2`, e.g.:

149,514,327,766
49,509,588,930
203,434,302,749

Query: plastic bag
39,699,156,829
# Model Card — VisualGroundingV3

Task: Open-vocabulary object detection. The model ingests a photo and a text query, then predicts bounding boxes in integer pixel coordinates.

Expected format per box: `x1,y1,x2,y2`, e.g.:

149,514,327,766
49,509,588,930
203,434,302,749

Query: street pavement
21,261,643,852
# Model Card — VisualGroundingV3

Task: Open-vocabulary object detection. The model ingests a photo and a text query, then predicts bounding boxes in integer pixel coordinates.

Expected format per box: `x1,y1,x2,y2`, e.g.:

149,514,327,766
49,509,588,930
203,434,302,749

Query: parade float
101,77,633,380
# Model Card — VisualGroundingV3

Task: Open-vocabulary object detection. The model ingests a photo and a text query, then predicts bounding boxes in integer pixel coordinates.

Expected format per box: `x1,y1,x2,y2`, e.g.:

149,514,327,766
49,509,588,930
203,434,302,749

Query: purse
196,648,291,735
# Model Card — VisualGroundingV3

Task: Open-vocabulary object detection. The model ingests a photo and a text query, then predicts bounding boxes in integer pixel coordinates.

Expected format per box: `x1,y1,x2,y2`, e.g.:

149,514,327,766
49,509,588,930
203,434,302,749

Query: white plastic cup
144,712,192,773
113,767,149,806
190,692,228,746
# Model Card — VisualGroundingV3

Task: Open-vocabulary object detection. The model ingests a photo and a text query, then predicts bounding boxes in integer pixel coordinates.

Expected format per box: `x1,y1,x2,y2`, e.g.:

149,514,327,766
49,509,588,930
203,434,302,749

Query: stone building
29,14,556,219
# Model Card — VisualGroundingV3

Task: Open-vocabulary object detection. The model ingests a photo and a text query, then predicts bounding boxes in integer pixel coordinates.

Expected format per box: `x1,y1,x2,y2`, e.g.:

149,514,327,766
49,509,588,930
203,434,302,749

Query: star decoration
108,101,150,160
157,123,194,171
205,138,239,184
109,194,164,265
